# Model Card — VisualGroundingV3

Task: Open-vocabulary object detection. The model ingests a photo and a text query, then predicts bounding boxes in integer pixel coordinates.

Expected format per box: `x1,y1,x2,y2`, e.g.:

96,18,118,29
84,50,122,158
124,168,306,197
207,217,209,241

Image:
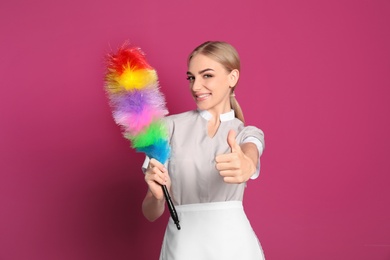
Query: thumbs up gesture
215,130,258,184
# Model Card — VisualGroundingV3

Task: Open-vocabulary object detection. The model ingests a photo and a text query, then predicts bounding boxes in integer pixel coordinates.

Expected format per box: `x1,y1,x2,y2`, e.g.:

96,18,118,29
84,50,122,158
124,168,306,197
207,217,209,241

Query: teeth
197,94,210,98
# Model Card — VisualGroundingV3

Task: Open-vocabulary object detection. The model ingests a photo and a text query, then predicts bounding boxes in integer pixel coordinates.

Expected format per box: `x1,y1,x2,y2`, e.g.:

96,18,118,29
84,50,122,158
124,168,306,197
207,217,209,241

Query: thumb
227,130,240,153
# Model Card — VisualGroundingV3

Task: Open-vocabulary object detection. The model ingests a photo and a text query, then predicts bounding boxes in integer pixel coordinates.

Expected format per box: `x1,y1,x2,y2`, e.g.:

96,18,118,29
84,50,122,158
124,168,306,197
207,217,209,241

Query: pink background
1,0,389,259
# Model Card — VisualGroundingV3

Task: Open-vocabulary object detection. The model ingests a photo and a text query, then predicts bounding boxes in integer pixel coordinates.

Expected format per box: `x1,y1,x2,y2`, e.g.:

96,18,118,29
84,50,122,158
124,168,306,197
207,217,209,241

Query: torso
165,110,261,205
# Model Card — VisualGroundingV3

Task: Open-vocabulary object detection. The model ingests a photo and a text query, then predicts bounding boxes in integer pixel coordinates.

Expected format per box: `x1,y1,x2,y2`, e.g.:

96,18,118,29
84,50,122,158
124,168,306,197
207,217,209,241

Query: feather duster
104,43,180,229
105,44,170,164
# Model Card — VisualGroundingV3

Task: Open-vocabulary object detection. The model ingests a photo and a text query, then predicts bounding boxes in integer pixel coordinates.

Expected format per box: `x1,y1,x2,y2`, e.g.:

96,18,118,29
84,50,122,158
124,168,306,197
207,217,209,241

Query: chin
196,103,209,111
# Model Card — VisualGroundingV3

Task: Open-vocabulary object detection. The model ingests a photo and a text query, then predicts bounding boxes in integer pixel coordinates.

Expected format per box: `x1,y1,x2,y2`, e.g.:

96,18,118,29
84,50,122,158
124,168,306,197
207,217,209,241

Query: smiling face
187,54,239,117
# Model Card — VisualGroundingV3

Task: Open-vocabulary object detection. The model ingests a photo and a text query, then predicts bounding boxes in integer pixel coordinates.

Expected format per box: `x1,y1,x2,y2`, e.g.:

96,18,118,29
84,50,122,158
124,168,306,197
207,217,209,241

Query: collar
198,109,235,122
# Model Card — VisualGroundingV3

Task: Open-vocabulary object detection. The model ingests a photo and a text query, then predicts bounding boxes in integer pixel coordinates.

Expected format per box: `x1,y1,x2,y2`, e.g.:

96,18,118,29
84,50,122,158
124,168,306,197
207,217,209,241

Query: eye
186,75,195,82
203,74,213,79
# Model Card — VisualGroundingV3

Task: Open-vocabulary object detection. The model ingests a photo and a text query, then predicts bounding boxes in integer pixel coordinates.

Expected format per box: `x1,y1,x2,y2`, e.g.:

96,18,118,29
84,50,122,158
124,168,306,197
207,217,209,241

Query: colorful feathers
105,44,170,163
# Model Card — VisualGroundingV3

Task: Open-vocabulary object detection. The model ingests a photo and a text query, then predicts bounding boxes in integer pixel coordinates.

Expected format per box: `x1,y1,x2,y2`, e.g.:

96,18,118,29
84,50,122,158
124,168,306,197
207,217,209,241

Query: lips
195,93,211,101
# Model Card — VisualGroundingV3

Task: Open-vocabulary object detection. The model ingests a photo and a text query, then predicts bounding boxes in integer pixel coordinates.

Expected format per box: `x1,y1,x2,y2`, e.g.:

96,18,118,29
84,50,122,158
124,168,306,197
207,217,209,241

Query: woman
142,41,265,260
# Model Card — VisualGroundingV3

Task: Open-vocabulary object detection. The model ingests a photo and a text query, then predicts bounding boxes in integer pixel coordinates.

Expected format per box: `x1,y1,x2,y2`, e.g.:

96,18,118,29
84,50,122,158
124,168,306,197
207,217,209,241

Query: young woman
142,41,265,260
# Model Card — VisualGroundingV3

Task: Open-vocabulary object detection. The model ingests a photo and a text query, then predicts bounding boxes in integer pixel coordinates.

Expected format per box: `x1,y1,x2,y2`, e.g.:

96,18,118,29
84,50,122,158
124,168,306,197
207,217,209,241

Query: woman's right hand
144,158,171,200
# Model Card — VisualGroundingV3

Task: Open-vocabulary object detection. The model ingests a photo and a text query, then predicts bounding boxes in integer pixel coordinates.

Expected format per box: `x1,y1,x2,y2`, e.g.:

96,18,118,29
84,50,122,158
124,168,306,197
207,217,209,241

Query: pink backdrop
1,0,389,259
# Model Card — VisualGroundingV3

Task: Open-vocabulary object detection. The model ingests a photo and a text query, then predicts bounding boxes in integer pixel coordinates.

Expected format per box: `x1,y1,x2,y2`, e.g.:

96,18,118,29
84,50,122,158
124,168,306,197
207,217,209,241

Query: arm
215,130,260,183
142,189,166,222
240,142,259,179
141,158,171,221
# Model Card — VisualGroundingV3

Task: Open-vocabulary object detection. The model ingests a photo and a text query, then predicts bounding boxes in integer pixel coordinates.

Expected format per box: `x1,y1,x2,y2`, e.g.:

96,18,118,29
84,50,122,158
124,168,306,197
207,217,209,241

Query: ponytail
230,93,245,124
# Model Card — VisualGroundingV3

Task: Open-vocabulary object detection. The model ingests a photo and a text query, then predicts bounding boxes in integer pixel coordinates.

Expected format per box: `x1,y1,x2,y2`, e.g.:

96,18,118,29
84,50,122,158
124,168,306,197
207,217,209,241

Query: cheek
217,79,232,92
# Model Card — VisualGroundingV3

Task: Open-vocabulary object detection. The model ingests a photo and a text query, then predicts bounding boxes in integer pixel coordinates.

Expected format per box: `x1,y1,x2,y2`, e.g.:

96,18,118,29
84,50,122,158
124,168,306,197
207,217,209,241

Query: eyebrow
186,68,214,75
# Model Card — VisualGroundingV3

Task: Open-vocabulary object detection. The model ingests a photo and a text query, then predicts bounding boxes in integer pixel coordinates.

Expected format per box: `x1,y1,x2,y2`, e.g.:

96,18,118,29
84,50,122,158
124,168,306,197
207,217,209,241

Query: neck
206,104,232,121
207,118,220,137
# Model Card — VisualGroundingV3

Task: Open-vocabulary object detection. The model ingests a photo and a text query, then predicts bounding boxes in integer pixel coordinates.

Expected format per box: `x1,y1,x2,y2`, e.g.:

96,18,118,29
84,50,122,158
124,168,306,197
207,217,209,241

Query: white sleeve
142,156,150,173
243,137,264,180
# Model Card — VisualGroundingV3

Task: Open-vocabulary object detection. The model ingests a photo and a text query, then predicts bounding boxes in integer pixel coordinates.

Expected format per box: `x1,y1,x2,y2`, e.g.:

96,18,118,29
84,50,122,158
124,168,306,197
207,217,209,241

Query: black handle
162,185,180,230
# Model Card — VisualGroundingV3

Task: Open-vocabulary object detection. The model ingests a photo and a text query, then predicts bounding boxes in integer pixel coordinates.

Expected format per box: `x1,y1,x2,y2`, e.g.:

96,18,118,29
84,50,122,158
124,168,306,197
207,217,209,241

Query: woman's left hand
215,130,258,184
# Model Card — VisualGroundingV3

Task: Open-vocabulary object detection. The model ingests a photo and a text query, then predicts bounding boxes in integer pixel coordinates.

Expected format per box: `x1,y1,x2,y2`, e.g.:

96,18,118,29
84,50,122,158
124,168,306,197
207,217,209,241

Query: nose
191,77,202,91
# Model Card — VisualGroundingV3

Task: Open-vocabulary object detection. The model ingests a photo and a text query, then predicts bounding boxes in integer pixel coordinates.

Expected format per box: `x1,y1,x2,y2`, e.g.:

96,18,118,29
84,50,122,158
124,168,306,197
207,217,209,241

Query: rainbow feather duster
105,44,170,164
104,43,180,230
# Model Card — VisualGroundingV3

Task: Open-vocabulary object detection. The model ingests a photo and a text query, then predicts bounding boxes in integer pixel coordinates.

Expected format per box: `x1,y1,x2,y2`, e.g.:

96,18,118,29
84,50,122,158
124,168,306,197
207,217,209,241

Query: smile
196,93,211,101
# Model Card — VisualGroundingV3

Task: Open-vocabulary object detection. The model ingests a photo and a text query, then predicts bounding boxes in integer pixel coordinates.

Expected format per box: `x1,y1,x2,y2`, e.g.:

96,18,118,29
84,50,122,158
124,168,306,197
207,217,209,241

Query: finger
146,169,167,185
153,174,168,185
215,154,231,163
216,161,240,171
227,130,241,153
216,152,240,163
222,176,243,184
218,169,238,177
149,158,167,172
146,163,167,179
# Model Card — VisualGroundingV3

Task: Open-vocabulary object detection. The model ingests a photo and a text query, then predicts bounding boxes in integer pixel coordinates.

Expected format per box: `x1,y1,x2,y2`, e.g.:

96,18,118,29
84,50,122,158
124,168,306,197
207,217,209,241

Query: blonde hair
188,41,245,124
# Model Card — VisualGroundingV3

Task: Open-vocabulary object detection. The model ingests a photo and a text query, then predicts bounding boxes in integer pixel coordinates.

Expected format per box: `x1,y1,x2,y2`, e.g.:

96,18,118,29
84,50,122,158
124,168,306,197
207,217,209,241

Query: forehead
188,54,224,73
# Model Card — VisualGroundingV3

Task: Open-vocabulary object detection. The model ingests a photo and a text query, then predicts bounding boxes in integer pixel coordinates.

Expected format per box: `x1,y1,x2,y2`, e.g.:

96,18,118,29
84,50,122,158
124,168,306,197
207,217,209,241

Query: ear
229,69,239,87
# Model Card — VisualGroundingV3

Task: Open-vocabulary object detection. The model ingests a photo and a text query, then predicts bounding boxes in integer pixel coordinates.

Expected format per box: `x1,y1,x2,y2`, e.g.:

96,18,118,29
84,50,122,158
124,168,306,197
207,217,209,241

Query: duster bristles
105,43,170,163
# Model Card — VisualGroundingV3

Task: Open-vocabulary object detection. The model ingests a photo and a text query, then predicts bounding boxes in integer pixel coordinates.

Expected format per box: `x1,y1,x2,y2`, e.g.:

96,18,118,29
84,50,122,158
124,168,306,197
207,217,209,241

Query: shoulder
236,124,265,148
163,110,199,136
164,110,198,124
239,125,264,137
